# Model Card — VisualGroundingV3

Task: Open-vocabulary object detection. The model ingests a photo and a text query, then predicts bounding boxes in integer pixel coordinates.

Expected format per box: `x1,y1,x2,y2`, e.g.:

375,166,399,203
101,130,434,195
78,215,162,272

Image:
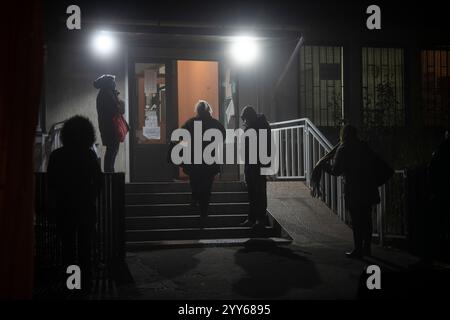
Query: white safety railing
270,118,407,245
270,118,346,220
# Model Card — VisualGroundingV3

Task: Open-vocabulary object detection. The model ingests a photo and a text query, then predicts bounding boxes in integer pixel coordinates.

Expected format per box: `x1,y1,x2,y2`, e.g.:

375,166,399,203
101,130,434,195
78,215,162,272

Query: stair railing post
304,122,310,187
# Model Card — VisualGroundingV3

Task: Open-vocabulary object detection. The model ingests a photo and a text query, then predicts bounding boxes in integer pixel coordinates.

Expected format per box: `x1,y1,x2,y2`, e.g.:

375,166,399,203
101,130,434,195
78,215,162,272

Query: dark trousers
104,141,119,173
349,205,373,252
245,169,267,222
422,197,450,261
60,220,95,291
189,172,215,217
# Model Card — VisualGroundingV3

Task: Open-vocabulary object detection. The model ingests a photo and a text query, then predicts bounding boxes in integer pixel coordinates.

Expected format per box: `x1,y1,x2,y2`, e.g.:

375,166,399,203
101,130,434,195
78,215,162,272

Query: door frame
127,48,242,182
128,57,178,182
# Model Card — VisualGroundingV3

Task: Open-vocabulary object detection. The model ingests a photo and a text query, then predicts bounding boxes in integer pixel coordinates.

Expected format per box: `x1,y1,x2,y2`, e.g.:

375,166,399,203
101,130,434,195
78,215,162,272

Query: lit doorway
177,60,219,179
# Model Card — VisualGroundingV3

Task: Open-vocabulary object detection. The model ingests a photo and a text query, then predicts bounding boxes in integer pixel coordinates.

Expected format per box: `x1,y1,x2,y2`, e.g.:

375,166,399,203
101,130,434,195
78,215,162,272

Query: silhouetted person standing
240,106,271,230
47,116,102,293
94,74,123,172
426,124,450,263
318,125,380,258
179,100,225,225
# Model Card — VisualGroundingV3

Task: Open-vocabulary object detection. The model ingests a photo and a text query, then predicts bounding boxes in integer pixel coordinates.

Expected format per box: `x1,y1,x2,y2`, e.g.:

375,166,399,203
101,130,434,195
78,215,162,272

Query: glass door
129,60,177,181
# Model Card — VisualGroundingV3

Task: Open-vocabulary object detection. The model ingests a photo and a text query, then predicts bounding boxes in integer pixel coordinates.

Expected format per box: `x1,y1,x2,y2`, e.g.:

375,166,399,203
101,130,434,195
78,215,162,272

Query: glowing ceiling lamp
230,36,259,65
92,31,117,56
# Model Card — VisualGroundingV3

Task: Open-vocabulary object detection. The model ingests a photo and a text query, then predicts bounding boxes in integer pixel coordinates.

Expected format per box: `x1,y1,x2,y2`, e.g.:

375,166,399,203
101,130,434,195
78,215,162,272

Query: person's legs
362,206,373,256
422,198,440,263
348,208,363,257
104,141,119,173
246,179,258,224
189,173,201,207
255,174,267,224
198,174,214,219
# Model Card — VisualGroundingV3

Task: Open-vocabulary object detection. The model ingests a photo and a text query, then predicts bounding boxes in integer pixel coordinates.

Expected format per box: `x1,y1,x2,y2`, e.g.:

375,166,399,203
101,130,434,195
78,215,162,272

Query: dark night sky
44,0,449,30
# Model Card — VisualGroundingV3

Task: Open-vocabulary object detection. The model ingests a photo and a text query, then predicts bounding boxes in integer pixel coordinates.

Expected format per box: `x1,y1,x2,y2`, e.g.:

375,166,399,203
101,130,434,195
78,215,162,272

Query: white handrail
271,118,334,150
270,118,345,218
269,117,407,245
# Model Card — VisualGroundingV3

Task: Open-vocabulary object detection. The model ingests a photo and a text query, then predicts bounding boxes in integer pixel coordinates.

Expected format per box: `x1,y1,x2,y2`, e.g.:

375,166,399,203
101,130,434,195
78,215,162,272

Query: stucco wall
237,41,300,124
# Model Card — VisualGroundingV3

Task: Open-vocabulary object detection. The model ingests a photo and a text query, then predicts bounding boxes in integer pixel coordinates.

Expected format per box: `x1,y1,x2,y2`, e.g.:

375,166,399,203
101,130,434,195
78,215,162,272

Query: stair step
126,226,277,242
125,214,248,230
126,192,248,205
121,182,292,245
126,181,246,193
126,237,293,251
126,202,250,216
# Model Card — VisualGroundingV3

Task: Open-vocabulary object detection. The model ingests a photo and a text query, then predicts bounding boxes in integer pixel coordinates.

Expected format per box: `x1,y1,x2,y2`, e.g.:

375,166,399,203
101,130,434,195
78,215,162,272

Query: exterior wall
45,43,128,175
43,30,448,178
237,40,300,125
43,38,302,180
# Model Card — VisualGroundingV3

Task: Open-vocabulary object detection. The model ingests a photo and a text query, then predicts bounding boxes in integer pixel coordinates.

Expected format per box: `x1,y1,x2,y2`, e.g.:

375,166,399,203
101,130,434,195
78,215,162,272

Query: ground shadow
117,248,205,299
232,242,321,298
140,247,205,279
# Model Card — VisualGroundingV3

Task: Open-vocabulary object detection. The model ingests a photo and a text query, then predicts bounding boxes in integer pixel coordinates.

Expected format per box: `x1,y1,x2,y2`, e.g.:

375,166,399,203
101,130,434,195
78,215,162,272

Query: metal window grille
362,47,405,127
421,49,450,127
299,46,344,127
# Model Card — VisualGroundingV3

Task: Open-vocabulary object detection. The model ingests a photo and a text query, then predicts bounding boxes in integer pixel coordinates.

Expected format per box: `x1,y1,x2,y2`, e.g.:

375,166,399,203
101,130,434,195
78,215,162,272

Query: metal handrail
271,118,334,150
270,117,345,218
269,118,407,245
35,121,66,172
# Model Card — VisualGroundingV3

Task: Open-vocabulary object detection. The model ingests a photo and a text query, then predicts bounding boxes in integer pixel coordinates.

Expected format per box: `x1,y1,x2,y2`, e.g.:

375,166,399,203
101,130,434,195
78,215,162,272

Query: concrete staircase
125,181,291,250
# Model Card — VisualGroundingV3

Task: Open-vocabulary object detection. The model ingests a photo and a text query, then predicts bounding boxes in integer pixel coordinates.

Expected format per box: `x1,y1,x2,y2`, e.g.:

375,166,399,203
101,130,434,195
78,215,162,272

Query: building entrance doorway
129,59,239,182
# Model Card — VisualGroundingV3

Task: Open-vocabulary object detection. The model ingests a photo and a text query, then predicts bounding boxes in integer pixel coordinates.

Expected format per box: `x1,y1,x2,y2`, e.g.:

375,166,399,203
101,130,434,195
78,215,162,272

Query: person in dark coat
178,100,225,225
94,74,123,172
239,106,271,230
47,115,103,293
425,124,450,264
317,124,380,258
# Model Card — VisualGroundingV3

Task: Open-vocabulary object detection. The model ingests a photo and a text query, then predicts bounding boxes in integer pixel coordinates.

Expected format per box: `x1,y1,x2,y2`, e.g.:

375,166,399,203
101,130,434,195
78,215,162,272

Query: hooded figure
94,74,123,172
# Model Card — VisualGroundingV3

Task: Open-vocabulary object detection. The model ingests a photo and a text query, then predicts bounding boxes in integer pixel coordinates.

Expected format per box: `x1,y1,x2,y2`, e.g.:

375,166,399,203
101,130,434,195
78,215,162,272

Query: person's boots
252,218,266,230
363,241,372,257
199,202,208,228
346,249,363,259
347,229,363,258
240,219,255,227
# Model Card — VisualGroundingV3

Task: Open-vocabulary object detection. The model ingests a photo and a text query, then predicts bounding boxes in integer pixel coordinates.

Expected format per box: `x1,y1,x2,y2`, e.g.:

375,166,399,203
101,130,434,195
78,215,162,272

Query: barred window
421,49,450,127
299,46,344,127
362,47,405,127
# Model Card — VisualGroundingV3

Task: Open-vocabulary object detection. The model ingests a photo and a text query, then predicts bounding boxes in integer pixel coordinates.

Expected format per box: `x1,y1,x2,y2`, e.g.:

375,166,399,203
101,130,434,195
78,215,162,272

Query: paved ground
117,181,427,300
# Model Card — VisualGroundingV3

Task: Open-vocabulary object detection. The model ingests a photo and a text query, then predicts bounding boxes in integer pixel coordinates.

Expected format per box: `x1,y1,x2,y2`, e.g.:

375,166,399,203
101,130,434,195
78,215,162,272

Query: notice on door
143,126,160,140
143,109,160,139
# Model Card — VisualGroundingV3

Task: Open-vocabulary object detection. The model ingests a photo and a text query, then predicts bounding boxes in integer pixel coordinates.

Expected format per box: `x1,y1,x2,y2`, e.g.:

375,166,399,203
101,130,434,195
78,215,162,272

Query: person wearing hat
93,74,123,172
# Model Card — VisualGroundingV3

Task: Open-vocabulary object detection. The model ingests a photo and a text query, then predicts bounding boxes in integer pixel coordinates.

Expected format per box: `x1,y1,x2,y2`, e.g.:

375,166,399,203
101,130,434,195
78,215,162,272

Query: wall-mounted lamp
92,31,117,56
229,36,259,65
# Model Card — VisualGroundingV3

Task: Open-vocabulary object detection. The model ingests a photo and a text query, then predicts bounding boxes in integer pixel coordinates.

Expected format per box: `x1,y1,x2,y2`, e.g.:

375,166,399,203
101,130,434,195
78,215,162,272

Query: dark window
421,49,450,127
362,47,405,127
299,46,344,127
